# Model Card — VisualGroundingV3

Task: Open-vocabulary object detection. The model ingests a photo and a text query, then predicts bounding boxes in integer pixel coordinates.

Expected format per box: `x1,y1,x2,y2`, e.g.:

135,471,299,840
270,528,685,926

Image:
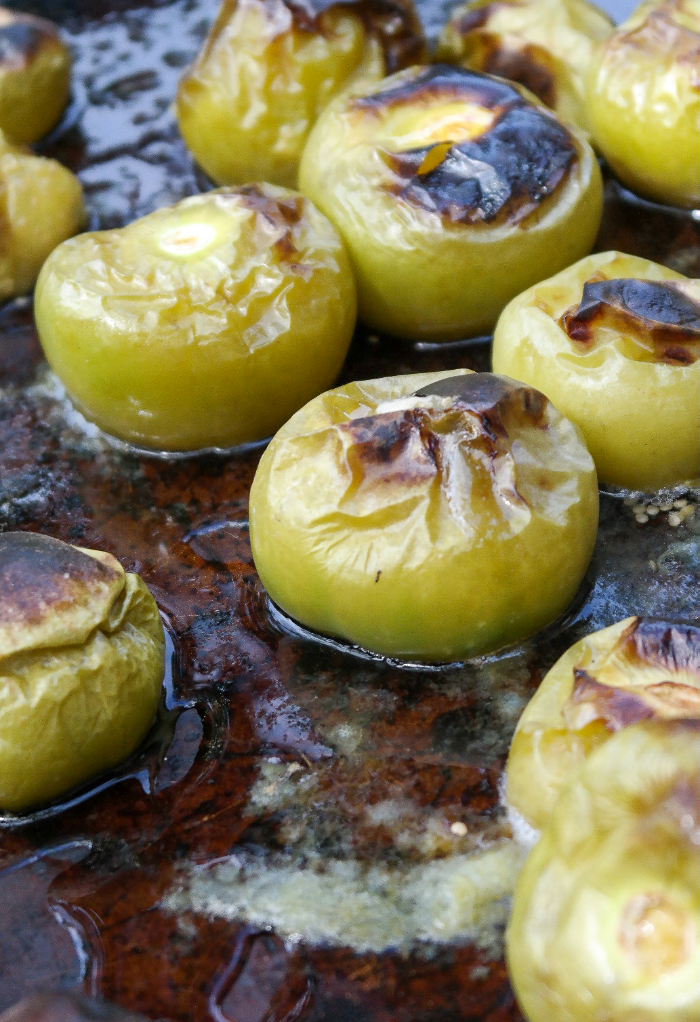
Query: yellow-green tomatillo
299,65,603,341
35,184,356,452
436,0,613,132
586,0,700,208
492,251,700,490
506,616,700,831
507,718,700,1022
176,0,425,189
0,532,165,813
0,129,85,302
0,7,71,144
250,371,598,662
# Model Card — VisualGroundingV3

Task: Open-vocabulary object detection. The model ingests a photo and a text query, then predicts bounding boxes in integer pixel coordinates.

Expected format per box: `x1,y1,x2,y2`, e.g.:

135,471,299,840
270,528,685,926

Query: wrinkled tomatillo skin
586,0,700,208
507,719,700,1022
299,65,603,341
250,370,598,662
436,0,613,132
0,7,71,144
506,616,700,830
35,184,356,452
0,130,85,302
0,532,165,813
492,250,700,490
176,0,425,188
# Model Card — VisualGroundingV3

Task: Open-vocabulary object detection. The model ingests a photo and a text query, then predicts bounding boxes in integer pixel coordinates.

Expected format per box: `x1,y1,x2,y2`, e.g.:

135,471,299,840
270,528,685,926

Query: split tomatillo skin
249,371,598,662
492,250,700,490
436,0,613,132
0,532,165,813
585,0,700,208
176,0,425,188
34,184,356,452
299,65,603,341
0,7,71,144
0,130,85,302
507,719,700,1022
506,616,700,830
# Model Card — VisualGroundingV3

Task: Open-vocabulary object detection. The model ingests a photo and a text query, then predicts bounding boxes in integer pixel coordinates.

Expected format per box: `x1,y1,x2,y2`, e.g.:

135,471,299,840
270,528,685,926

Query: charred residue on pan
560,278,700,364
357,67,576,226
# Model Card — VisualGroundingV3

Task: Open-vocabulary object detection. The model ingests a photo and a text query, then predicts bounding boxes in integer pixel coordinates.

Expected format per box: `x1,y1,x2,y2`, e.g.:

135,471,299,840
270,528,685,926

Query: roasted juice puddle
0,1,698,1020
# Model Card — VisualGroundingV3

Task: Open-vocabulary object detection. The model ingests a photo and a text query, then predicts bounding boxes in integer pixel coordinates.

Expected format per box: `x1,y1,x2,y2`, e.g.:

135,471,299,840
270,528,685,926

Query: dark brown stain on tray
0,1,698,1020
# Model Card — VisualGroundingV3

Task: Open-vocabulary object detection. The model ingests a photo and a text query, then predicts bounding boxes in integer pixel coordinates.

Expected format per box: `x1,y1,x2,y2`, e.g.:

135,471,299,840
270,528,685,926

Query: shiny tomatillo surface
0,6,71,144
492,250,700,490
250,370,598,662
507,719,700,1022
506,615,700,829
0,532,165,813
585,0,700,208
0,129,84,302
176,0,425,188
436,0,613,131
299,65,603,340
34,183,356,452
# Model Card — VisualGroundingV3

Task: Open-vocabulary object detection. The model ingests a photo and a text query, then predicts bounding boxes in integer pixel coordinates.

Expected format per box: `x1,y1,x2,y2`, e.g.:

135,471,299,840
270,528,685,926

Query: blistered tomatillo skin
250,371,598,662
0,532,165,813
299,65,603,341
0,129,85,303
586,0,700,209
492,251,700,491
436,0,613,132
35,184,356,452
0,7,71,145
506,616,700,831
507,719,700,1022
176,0,425,188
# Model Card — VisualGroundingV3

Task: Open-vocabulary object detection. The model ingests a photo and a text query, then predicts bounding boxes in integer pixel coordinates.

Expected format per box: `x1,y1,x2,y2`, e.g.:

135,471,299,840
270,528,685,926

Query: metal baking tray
0,0,698,1018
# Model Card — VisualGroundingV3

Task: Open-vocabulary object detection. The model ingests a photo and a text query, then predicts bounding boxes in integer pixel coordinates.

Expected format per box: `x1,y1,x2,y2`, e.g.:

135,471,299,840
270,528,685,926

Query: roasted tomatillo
0,129,85,302
492,251,700,490
0,532,165,813
506,616,700,830
299,65,602,341
176,0,425,188
507,719,700,1022
586,0,700,208
436,0,613,131
250,371,598,662
35,184,356,452
0,7,71,144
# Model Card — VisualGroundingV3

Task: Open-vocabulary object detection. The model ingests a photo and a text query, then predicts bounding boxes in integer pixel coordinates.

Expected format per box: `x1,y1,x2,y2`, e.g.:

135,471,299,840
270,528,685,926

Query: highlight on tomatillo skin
249,370,599,663
299,65,603,341
34,184,356,452
176,0,425,188
0,129,85,303
0,7,71,144
0,532,165,814
507,719,700,1022
492,250,700,491
586,0,700,208
436,0,613,131
506,616,700,831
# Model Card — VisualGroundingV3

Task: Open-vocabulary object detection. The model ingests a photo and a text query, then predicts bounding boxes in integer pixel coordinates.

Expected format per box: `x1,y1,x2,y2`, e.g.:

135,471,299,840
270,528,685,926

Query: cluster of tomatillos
504,617,700,1022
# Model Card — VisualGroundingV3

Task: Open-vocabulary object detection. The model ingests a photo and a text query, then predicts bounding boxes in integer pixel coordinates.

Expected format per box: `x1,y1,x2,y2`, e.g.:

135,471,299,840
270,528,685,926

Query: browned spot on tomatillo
0,532,121,634
359,66,576,226
561,278,700,364
620,0,699,77
477,40,557,109
289,0,425,72
415,372,547,438
624,618,700,676
234,184,305,263
0,13,53,70
569,671,700,731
